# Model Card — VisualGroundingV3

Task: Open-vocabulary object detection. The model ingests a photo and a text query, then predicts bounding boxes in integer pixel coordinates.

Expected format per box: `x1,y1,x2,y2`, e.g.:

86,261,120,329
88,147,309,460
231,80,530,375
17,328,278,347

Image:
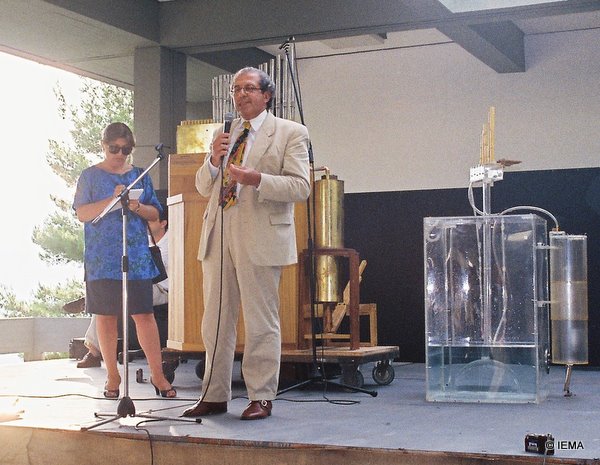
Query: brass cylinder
314,174,344,302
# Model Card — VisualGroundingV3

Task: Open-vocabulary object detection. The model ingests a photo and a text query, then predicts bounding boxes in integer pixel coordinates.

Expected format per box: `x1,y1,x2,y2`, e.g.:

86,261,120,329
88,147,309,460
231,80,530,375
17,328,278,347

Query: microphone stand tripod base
81,395,201,431
117,396,136,417
278,360,378,397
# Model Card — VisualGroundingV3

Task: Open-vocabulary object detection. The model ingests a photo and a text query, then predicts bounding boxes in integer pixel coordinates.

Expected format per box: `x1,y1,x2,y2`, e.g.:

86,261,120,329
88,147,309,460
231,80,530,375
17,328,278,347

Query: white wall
299,28,600,193
0,317,91,361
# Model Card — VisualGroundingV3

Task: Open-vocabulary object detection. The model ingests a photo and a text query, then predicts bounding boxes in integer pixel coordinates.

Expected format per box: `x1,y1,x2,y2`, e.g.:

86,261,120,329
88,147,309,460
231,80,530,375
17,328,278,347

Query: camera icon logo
545,439,555,451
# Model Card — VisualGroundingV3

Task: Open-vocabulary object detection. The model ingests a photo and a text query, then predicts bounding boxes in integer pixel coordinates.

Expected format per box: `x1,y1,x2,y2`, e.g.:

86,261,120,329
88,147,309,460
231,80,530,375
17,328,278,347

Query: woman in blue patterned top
73,122,176,399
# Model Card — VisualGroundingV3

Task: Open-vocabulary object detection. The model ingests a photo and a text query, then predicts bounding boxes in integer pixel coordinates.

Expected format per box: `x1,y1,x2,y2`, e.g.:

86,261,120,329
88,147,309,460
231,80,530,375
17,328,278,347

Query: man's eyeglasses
230,85,263,96
108,144,133,155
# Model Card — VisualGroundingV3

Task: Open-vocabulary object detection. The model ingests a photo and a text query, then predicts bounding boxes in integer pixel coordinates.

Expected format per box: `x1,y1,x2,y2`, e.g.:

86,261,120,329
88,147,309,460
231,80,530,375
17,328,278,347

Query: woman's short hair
102,122,135,147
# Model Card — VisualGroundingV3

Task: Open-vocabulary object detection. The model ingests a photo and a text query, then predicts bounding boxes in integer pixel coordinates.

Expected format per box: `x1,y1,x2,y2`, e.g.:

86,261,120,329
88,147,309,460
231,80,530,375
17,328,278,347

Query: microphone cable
197,162,228,405
199,112,236,405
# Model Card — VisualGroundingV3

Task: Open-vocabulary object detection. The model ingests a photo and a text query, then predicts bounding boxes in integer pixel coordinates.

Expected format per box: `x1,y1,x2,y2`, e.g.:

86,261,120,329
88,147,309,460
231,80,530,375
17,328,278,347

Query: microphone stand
82,144,199,430
276,37,376,398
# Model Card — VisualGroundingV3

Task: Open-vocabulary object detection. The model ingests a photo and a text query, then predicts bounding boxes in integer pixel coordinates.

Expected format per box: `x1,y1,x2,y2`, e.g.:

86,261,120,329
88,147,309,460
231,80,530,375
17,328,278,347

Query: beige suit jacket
195,112,310,266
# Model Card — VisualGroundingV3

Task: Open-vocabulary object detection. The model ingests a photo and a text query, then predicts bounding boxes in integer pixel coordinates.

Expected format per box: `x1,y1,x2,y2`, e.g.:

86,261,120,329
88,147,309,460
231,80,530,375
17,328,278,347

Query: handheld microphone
223,112,234,134
220,113,234,171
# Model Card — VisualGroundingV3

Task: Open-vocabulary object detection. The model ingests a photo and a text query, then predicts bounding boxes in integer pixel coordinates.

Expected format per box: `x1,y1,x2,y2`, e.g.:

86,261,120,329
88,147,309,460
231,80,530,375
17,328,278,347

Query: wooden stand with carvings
298,248,362,350
299,257,378,348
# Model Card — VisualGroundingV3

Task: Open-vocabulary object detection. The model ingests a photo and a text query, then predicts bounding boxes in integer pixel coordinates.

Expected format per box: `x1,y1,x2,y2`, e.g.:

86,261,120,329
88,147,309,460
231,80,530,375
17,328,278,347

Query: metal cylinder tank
314,173,344,302
550,231,588,365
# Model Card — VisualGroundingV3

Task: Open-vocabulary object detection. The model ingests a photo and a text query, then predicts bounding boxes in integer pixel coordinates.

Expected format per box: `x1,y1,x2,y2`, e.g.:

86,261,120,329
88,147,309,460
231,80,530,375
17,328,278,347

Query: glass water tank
424,214,550,403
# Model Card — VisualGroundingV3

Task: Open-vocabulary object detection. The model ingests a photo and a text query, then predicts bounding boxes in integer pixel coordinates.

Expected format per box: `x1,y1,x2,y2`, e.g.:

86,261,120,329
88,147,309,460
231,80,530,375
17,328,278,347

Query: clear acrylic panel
424,214,550,403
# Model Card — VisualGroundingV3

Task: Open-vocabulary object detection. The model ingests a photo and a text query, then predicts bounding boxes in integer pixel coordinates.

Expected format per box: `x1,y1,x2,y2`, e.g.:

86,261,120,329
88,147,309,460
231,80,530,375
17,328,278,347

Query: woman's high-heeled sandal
103,382,120,399
150,378,177,398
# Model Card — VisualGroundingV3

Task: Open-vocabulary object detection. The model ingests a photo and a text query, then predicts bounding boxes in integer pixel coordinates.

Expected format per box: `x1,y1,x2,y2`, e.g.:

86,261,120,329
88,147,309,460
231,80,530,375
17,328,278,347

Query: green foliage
69,80,134,153
31,209,84,264
49,79,134,188
43,352,69,360
45,139,91,188
0,285,28,317
0,280,84,317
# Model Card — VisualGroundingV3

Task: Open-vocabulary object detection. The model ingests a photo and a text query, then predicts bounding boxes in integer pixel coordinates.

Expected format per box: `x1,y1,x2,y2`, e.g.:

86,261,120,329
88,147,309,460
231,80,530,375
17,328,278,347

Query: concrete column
133,46,187,190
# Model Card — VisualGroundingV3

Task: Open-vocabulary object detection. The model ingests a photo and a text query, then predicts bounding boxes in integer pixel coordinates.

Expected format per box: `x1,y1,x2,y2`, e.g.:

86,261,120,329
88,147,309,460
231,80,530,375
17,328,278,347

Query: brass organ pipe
314,171,344,303
282,54,288,119
213,76,217,122
274,54,281,117
287,45,296,120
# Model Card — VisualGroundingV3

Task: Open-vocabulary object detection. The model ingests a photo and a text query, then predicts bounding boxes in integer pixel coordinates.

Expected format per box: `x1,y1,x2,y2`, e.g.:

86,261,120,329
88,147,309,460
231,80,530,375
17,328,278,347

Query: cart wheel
195,360,205,379
372,361,395,385
342,366,364,388
162,360,177,384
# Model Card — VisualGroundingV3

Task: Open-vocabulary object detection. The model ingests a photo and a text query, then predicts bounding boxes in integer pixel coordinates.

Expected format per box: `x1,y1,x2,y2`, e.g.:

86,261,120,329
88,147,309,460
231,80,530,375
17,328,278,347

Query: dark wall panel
344,167,600,365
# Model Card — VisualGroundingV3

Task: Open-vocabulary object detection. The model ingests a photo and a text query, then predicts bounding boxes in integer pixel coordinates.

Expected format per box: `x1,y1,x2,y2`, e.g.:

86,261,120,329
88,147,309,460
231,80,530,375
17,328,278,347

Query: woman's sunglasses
108,144,133,155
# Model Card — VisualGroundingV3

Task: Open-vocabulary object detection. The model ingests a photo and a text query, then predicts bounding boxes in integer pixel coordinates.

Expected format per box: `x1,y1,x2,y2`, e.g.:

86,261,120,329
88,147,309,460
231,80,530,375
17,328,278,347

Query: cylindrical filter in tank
314,173,344,302
550,231,588,364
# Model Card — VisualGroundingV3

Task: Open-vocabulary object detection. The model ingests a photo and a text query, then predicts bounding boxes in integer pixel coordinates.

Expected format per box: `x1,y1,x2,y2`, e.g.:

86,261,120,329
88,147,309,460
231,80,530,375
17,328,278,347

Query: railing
0,317,90,361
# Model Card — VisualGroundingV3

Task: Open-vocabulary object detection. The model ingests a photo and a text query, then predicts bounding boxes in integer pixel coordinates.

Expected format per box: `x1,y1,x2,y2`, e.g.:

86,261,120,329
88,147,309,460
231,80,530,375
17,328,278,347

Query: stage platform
0,356,598,465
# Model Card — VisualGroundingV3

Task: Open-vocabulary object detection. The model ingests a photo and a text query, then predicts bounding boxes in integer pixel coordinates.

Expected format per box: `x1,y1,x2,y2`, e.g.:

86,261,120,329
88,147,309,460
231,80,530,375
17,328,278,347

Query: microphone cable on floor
196,165,228,406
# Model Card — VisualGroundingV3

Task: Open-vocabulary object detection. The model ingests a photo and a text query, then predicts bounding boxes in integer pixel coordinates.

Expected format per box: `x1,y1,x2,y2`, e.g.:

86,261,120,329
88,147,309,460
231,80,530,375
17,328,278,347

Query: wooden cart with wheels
280,345,399,389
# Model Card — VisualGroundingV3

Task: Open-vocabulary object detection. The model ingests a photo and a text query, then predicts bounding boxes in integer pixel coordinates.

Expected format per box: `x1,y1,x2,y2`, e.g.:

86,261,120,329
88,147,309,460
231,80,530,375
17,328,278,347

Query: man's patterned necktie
220,121,251,209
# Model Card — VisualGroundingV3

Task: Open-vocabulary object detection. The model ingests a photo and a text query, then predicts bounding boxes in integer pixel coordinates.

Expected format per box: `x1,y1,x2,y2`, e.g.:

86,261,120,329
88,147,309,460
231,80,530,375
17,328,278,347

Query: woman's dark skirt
85,279,154,315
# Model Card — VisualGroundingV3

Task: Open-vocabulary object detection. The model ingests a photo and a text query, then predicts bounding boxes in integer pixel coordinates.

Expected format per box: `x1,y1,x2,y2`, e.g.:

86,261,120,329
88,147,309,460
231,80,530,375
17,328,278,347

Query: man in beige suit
182,67,310,420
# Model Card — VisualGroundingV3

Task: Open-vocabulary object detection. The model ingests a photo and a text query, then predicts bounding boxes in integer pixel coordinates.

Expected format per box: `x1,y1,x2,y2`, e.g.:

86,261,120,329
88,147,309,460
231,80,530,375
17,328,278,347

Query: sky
0,52,84,299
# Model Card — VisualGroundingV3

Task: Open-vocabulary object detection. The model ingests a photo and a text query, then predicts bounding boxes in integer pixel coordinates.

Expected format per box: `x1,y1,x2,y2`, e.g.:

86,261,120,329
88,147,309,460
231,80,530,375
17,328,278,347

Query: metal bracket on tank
563,365,574,397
